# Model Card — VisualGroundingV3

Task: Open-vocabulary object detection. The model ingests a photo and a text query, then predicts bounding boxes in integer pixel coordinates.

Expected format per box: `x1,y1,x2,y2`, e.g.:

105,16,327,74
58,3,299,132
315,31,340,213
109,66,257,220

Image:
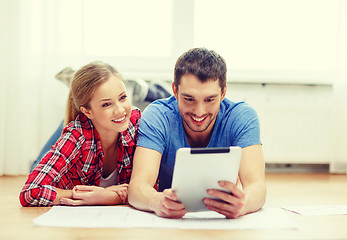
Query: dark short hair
174,48,227,90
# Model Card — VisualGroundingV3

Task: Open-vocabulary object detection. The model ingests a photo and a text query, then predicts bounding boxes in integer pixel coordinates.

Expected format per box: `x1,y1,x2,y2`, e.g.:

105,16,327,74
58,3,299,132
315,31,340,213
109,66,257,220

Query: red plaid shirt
19,107,141,207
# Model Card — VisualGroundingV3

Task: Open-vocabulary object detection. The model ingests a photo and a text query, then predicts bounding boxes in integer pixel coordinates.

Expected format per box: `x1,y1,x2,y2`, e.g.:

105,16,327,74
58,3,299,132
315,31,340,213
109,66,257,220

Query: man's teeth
113,116,125,122
192,116,205,122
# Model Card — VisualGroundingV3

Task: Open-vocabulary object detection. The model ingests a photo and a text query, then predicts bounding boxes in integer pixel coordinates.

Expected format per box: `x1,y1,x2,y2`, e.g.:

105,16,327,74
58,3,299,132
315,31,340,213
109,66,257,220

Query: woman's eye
102,102,111,107
120,95,127,101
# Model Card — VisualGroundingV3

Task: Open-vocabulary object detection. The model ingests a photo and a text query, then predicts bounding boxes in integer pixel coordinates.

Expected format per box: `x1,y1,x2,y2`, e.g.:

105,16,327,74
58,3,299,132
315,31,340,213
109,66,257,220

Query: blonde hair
65,61,122,125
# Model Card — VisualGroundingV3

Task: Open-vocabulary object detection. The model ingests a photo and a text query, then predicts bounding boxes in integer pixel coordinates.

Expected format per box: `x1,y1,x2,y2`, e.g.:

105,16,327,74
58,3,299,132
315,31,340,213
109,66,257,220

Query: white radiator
227,83,335,165
258,104,334,164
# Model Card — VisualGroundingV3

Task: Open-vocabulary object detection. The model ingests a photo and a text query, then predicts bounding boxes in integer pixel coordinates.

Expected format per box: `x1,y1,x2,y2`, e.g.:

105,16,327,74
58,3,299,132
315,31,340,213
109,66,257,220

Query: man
128,48,266,219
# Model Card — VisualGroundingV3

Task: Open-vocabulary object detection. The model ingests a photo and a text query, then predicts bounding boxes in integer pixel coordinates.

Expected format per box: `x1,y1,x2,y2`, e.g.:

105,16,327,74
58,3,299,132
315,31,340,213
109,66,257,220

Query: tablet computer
171,146,242,212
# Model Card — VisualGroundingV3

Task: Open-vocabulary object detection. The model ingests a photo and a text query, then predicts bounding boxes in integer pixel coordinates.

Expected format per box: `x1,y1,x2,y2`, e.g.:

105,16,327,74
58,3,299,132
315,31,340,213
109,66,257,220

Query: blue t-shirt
137,96,261,191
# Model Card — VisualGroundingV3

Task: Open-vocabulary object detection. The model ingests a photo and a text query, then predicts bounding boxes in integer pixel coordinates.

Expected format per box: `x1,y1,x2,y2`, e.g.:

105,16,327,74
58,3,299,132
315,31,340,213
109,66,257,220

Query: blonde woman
20,62,140,206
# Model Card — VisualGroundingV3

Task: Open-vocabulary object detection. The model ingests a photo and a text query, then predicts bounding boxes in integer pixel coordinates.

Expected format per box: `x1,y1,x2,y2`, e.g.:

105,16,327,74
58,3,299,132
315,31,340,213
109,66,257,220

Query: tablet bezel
171,146,242,212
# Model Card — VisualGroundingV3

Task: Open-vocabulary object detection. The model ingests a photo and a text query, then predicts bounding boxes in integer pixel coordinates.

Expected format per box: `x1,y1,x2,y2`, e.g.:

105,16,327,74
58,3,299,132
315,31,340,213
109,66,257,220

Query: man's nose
194,102,205,117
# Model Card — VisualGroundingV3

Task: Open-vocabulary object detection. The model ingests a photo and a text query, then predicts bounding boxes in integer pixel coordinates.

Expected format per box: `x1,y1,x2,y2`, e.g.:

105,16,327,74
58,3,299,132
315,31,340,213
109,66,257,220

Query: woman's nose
113,102,124,114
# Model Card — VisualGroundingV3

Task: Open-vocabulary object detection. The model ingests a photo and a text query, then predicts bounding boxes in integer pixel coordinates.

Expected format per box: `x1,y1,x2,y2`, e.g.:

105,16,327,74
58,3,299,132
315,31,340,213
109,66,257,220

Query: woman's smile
112,115,127,124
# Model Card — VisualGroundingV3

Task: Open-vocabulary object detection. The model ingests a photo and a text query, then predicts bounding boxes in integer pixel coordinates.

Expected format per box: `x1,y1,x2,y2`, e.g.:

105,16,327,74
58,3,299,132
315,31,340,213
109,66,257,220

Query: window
84,0,172,57
45,0,345,84
194,0,340,84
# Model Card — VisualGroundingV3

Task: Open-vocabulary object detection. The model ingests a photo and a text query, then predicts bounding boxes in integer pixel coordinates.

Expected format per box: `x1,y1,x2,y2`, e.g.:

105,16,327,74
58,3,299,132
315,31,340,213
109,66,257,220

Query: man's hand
204,181,245,219
60,184,128,206
152,189,187,219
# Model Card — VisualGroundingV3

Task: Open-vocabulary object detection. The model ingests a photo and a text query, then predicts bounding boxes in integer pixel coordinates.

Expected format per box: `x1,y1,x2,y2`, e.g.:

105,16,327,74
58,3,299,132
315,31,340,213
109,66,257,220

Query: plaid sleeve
19,130,84,207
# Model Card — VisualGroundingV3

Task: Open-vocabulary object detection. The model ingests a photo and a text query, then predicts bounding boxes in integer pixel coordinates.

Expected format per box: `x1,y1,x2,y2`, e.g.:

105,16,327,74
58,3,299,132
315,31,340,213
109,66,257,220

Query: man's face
173,74,226,135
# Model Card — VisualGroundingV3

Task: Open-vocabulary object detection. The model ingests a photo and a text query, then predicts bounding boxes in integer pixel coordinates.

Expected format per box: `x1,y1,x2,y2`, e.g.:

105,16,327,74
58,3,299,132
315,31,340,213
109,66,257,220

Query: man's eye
184,98,194,102
102,102,111,107
205,98,215,103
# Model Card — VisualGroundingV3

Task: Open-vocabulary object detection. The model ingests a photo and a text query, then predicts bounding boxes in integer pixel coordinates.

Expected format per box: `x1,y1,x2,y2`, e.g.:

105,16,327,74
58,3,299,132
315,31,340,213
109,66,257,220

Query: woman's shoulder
63,114,94,140
130,106,141,117
129,106,141,124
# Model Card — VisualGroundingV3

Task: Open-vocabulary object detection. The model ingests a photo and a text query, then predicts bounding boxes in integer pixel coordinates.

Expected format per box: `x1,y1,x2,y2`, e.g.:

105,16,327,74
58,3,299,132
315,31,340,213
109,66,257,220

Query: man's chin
185,123,209,133
183,116,215,133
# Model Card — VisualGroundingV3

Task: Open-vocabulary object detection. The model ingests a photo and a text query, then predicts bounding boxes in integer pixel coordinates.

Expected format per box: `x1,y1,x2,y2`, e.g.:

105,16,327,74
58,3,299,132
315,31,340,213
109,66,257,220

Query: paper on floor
282,205,347,215
33,206,297,230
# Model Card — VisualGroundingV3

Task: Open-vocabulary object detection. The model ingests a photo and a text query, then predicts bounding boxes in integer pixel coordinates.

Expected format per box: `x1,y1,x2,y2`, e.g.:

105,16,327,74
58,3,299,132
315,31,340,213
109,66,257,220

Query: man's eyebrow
181,93,194,97
181,93,219,98
205,94,219,98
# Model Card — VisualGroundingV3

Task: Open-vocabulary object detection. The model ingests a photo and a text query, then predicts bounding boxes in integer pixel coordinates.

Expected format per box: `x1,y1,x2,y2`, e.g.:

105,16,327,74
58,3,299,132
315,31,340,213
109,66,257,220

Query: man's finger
163,189,178,201
218,181,245,199
206,189,235,205
162,197,185,210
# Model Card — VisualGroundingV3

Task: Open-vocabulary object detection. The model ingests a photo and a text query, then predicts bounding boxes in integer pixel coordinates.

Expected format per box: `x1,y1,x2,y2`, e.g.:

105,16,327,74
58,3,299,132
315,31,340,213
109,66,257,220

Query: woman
20,61,140,206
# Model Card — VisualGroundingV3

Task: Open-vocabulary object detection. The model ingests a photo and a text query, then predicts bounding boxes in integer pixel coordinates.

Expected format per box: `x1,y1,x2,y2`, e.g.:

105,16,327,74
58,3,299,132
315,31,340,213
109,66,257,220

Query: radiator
258,104,334,164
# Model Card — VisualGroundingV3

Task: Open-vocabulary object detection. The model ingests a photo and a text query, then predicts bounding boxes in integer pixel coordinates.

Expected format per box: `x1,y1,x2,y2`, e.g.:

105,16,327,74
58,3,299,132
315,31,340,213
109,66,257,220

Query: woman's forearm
53,189,73,205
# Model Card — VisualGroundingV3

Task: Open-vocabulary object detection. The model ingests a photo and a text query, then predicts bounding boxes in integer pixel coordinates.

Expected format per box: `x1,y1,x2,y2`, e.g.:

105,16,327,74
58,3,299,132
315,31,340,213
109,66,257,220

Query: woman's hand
60,184,128,206
106,184,129,203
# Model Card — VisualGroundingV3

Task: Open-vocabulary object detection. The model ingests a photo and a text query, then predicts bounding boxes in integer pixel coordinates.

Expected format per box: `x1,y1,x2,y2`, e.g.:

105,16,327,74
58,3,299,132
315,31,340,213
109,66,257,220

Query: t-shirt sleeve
231,104,261,148
137,104,168,154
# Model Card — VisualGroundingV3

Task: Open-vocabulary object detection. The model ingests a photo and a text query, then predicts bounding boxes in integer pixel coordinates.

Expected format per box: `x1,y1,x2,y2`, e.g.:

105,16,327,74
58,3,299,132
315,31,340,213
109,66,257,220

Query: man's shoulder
221,98,256,115
142,95,177,117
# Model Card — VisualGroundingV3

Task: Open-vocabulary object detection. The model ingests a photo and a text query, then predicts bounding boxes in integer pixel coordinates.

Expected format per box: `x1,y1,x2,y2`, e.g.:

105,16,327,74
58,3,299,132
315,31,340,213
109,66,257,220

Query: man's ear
172,81,178,99
221,86,227,101
80,106,93,119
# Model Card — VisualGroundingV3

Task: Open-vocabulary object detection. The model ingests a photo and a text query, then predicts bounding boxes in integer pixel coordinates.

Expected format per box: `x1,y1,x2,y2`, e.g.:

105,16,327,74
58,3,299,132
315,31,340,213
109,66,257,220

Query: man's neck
185,129,213,148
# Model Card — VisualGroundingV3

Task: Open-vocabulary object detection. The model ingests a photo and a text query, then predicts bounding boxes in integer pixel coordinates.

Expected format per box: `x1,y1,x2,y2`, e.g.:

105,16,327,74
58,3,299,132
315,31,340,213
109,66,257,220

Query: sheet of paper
282,205,347,215
33,206,297,230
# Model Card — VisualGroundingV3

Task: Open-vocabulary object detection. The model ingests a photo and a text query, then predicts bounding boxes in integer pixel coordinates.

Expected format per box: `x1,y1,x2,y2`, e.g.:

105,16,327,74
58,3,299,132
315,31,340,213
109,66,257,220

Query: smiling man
128,48,266,219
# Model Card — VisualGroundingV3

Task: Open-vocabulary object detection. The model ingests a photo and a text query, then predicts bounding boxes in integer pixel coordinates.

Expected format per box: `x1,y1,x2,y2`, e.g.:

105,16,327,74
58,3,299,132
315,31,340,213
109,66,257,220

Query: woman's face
81,75,131,135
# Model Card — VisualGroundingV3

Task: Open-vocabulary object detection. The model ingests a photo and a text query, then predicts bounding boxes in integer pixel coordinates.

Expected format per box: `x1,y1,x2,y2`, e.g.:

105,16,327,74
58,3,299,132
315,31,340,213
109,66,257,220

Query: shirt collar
119,124,136,147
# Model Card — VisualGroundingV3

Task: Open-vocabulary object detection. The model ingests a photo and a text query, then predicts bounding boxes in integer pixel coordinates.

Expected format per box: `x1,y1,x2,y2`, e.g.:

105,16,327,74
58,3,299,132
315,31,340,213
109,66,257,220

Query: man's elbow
127,180,139,206
261,181,267,205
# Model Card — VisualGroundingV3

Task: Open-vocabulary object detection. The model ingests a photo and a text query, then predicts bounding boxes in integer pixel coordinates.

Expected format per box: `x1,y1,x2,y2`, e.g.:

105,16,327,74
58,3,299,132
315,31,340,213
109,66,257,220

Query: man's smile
190,115,207,123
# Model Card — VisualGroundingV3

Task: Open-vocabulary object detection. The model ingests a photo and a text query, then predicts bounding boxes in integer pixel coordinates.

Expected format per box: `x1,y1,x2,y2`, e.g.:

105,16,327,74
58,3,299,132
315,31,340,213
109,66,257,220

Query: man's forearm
242,181,267,215
128,181,160,212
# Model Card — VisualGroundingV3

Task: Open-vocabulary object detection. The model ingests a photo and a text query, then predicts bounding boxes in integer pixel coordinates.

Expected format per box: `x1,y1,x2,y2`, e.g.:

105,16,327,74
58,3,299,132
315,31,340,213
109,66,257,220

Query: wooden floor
1,173,347,240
